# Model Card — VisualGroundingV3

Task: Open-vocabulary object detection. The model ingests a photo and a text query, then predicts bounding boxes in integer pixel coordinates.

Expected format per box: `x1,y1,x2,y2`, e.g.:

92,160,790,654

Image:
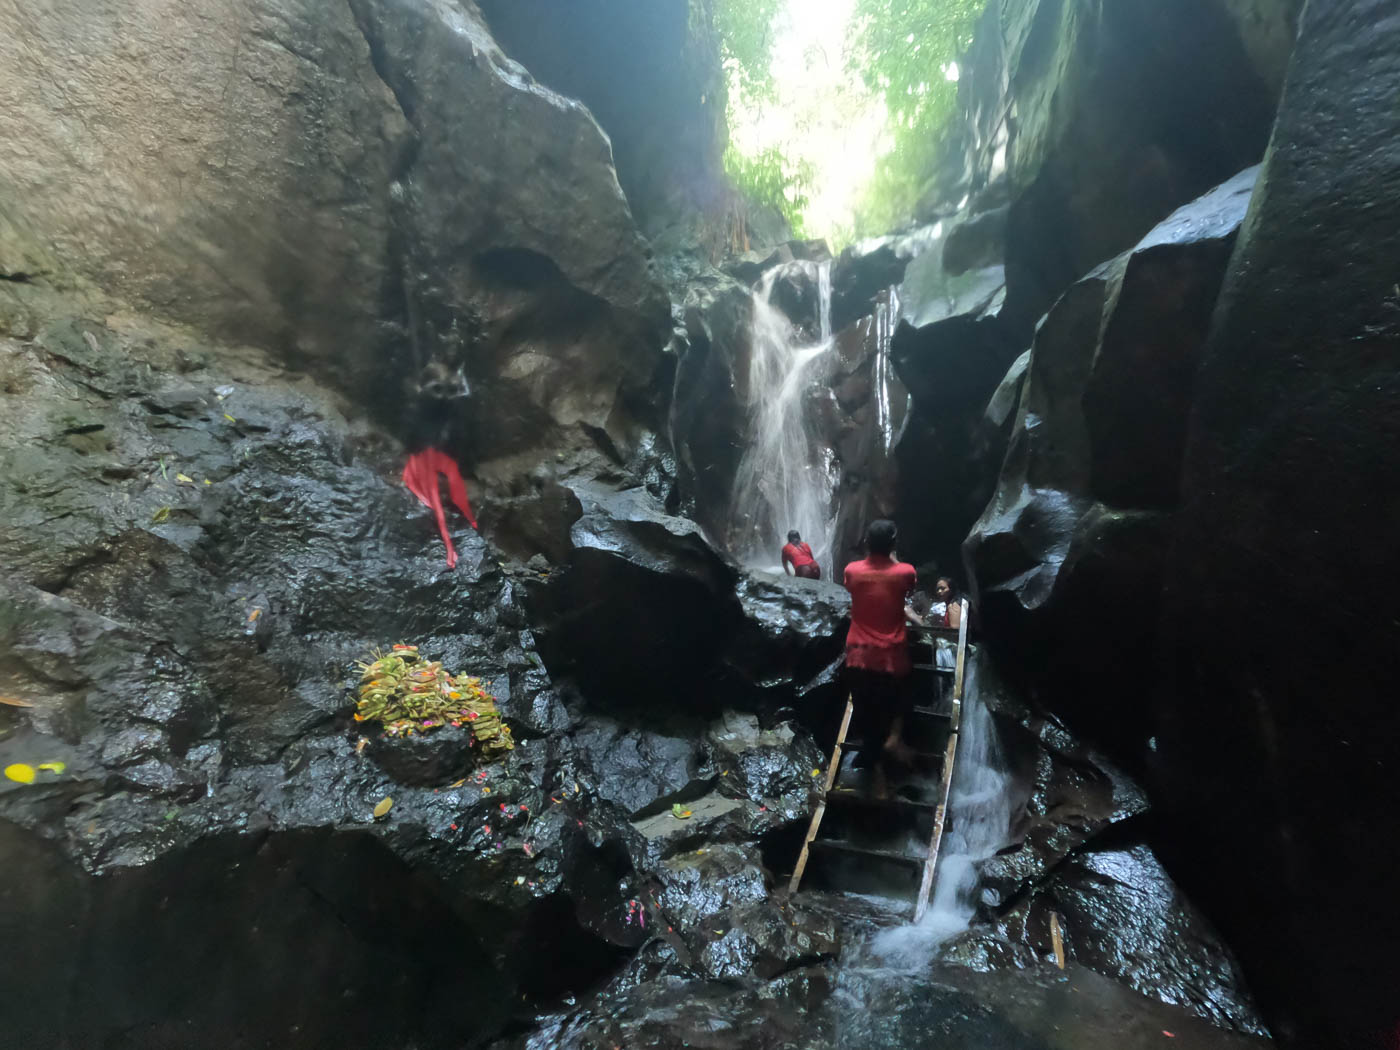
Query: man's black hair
787,530,802,544
866,519,897,556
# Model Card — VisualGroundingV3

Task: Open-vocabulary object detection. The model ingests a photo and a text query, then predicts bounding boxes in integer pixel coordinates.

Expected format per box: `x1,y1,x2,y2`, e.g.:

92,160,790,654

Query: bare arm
947,600,963,629
905,604,924,627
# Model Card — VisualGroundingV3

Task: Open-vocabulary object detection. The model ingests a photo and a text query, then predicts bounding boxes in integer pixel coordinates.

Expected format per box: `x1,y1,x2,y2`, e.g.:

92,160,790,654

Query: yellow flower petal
372,796,393,819
36,761,65,774
4,763,36,784
175,473,194,484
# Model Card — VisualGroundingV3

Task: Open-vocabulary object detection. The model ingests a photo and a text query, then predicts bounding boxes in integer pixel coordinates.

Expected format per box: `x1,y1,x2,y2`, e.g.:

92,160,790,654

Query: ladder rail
912,598,970,922
788,694,854,893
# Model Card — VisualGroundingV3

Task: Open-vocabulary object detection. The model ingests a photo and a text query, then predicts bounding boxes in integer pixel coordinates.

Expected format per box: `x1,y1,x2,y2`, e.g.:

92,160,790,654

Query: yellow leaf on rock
37,761,66,774
4,763,36,784
373,796,393,819
0,697,35,708
175,473,194,484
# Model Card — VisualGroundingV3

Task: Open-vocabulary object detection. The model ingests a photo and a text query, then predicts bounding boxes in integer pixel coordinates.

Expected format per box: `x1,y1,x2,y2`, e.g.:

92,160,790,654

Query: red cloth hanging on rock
402,448,477,569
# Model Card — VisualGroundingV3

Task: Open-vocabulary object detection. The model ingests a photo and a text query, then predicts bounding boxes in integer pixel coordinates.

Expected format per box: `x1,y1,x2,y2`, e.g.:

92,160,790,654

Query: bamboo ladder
788,598,972,924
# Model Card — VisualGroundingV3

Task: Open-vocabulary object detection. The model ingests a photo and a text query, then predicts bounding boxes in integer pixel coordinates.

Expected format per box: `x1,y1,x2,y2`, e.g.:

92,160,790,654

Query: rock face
477,0,727,240
0,282,832,1048
669,272,756,540
964,168,1256,757
0,0,671,472
1153,5,1400,1045
524,480,848,715
942,0,1291,335
882,0,1298,572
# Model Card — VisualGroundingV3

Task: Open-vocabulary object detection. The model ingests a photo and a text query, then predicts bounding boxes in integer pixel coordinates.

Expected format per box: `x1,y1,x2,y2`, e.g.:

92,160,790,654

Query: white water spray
867,653,1015,966
728,260,840,570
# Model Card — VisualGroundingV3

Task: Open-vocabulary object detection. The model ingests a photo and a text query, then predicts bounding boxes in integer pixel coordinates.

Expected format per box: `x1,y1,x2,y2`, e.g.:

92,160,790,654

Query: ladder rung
826,788,938,812
911,662,954,673
811,839,927,865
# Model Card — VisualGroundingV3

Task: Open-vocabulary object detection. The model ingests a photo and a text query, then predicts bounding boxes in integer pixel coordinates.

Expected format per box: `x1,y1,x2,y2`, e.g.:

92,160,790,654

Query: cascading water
727,260,841,571
872,285,902,457
862,652,1015,965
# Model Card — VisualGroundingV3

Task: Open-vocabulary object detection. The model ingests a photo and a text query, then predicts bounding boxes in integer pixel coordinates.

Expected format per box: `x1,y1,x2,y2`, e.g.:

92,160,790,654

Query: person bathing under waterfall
781,530,821,579
843,519,923,799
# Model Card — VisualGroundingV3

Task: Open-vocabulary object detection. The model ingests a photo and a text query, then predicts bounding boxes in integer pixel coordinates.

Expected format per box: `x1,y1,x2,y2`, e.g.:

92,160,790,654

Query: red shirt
843,555,917,675
782,541,816,572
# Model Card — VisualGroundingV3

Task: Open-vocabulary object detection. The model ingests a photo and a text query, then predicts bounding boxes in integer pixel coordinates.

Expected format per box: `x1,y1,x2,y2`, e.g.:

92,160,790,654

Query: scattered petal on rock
4,763,36,784
373,796,393,819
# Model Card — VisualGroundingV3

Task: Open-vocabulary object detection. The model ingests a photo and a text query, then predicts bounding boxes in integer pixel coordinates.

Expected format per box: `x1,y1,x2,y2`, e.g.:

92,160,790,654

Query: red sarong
402,448,477,569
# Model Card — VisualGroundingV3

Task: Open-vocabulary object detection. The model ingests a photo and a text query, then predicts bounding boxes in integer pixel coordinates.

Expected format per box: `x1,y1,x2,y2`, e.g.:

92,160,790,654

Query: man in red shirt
781,530,821,579
843,519,922,798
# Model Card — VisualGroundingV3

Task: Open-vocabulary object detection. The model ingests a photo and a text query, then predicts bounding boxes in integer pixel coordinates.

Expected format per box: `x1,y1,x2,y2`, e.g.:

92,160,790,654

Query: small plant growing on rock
353,644,513,759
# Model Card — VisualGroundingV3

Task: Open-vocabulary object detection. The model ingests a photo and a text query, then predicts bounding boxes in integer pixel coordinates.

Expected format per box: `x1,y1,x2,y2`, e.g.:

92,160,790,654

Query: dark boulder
1154,5,1400,1044
965,168,1256,758
830,238,912,334
524,482,848,716
982,845,1268,1035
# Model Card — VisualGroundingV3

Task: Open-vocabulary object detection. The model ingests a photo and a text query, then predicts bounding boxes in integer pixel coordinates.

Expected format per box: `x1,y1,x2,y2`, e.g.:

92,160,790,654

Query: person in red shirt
843,519,923,798
781,530,822,579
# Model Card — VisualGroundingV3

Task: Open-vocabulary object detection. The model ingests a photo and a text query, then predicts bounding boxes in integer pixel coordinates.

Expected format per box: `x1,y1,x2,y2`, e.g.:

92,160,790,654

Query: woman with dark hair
842,519,922,798
930,577,963,629
781,530,821,579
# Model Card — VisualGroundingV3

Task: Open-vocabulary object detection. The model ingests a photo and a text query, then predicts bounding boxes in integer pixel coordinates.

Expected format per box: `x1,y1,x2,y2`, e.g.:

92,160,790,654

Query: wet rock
364,725,477,788
987,845,1268,1035
656,843,768,930
706,711,824,806
523,481,740,709
770,262,823,339
0,299,660,1047
723,575,848,714
978,715,1149,912
965,168,1256,756
1154,6,1400,1044
696,901,838,980
526,483,847,715
571,719,708,816
830,240,910,334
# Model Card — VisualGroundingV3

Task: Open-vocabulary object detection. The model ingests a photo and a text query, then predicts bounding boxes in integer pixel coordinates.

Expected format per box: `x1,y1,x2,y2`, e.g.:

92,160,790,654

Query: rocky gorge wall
3,0,1394,1046
935,1,1400,1046
0,0,673,485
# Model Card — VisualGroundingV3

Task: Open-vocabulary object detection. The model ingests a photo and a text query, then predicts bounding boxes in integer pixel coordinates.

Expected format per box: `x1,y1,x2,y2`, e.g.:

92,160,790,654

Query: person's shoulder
896,561,917,580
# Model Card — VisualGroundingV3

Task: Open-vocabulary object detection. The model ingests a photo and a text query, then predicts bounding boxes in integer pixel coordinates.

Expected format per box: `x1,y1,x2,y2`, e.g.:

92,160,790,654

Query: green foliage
723,143,812,237
713,0,811,233
714,0,784,106
848,0,987,233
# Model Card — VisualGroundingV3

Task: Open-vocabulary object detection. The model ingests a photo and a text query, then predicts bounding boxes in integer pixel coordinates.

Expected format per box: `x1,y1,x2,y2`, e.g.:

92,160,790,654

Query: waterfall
865,653,1015,965
872,285,902,456
727,260,840,571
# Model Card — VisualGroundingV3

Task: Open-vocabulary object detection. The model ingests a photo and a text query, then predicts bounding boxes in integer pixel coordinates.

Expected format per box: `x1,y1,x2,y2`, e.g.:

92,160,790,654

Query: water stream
727,260,840,571
863,653,1015,966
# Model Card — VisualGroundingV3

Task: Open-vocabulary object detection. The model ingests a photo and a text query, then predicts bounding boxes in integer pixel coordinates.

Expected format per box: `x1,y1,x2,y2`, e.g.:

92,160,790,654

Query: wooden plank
912,599,970,923
1050,911,1066,969
788,695,854,894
